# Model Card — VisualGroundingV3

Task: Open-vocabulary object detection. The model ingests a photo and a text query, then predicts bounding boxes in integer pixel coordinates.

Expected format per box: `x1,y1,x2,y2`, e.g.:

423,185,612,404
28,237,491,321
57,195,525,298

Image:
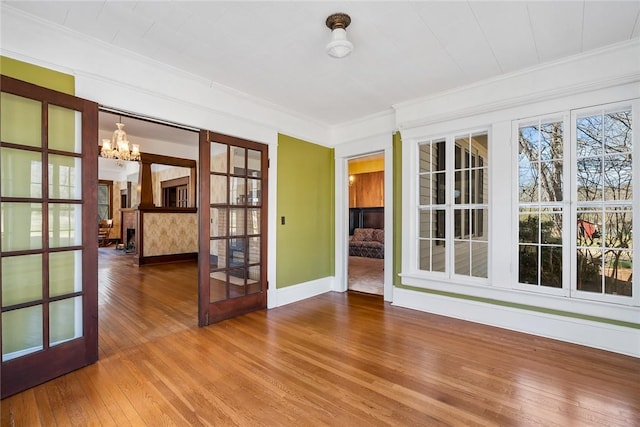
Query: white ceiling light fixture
326,13,353,58
100,119,140,162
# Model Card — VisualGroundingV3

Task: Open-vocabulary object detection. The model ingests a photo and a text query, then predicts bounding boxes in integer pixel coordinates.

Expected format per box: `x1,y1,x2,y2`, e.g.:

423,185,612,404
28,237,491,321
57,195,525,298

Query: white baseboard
274,276,333,307
393,288,640,358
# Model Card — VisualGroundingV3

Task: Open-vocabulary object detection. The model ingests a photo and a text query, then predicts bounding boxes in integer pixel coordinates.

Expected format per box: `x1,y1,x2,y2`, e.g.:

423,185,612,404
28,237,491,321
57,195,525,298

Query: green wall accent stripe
393,132,402,287
397,284,640,329
276,134,334,288
0,56,75,95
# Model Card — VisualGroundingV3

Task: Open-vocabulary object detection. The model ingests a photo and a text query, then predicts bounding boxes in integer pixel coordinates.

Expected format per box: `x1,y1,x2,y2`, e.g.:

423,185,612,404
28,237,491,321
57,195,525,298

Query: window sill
398,271,639,324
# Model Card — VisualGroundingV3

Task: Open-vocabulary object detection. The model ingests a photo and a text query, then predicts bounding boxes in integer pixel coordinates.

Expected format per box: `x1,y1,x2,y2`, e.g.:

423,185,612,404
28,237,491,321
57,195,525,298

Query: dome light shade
326,28,353,58
326,13,353,58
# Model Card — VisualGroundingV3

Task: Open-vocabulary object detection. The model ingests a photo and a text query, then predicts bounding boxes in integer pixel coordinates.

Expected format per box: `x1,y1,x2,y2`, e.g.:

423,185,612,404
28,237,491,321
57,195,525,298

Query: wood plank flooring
2,247,639,426
348,256,383,295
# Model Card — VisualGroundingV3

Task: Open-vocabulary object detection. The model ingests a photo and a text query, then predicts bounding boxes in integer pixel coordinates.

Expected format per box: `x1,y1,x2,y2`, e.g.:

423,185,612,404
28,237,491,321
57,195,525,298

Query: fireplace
126,228,136,253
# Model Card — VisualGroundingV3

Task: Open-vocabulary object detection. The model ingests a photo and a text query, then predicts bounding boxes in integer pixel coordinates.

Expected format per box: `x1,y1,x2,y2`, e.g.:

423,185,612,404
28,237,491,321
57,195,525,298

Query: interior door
198,131,268,325
0,76,98,398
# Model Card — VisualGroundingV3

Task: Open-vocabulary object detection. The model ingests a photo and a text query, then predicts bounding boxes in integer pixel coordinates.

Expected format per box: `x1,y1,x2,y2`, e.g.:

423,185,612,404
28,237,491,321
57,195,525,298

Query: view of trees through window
518,108,633,297
576,110,632,297
518,120,564,288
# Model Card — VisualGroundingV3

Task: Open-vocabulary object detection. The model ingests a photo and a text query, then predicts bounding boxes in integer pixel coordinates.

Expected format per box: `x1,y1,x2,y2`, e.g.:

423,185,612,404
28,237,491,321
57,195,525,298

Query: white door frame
334,134,394,301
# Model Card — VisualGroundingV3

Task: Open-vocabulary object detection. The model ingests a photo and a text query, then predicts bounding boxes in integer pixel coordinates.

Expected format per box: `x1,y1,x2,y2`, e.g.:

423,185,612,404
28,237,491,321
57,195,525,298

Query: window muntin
418,139,446,273
575,109,633,298
417,132,489,279
453,134,488,278
516,105,634,302
517,119,566,289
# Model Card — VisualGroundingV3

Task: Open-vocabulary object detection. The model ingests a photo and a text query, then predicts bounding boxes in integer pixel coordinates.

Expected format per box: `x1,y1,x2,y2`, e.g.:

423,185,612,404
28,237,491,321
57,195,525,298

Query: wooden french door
198,131,268,325
0,76,98,398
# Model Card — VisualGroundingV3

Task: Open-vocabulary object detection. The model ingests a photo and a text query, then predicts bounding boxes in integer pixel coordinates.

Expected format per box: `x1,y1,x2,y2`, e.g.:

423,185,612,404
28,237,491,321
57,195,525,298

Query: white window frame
513,100,638,306
569,101,638,306
410,128,490,284
512,113,571,297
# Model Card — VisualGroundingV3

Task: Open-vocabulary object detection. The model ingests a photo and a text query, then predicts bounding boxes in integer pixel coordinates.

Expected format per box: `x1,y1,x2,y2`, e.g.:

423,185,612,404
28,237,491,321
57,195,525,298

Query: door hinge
205,311,209,325
268,158,270,168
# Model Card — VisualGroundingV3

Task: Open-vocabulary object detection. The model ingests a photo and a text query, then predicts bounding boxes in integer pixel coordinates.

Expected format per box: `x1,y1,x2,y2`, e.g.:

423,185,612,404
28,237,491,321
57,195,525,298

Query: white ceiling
98,110,197,146
5,1,640,126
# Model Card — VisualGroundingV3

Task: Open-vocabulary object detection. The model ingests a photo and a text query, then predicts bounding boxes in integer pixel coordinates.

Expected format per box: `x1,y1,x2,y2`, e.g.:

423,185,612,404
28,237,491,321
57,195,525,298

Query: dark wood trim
0,75,86,109
140,152,196,168
135,153,197,209
81,96,100,367
134,208,144,264
198,130,210,326
136,253,198,266
349,207,385,235
189,167,197,209
0,142,43,152
0,75,99,399
198,130,268,326
138,161,154,208
98,179,113,220
161,176,189,188
137,207,197,214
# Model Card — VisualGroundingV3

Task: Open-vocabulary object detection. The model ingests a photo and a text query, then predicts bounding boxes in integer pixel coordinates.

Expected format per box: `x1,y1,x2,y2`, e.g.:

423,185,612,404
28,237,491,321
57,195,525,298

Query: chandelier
100,122,140,161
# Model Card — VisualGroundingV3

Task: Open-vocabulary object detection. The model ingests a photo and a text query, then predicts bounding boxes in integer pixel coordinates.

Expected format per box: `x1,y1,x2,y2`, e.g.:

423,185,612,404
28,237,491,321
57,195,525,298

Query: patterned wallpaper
142,212,198,256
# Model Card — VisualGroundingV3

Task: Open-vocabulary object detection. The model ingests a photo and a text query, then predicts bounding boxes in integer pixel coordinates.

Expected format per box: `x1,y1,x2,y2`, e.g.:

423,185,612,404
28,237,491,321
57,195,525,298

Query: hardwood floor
348,256,384,295
2,248,639,426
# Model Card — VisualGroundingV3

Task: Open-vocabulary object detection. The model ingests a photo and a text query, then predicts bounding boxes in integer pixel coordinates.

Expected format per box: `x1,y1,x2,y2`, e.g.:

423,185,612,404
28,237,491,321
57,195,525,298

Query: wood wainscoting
1,249,638,425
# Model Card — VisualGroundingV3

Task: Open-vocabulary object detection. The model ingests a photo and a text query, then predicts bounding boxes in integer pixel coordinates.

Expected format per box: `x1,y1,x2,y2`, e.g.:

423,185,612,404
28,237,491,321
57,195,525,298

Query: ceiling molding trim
334,131,393,159
330,109,396,147
395,39,640,130
398,73,640,132
0,4,330,144
394,38,640,114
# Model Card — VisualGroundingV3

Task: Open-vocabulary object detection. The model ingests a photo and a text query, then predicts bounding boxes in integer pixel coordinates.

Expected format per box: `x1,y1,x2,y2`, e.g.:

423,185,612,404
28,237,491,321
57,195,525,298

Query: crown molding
329,109,396,147
394,38,640,113
397,73,640,132
394,38,640,130
0,4,330,144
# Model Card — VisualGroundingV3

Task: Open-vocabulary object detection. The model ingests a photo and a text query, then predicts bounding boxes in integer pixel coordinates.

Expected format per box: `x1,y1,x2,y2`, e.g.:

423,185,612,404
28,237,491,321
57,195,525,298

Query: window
574,107,633,298
516,103,635,302
161,177,189,207
417,131,489,278
517,119,566,290
97,180,112,222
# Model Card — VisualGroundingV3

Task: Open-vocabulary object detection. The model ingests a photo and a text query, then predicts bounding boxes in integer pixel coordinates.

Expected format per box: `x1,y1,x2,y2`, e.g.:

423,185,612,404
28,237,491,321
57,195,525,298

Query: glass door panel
199,133,268,325
48,105,82,153
1,254,43,306
0,92,42,147
0,147,43,197
2,306,43,361
1,76,98,398
0,202,43,251
48,154,82,199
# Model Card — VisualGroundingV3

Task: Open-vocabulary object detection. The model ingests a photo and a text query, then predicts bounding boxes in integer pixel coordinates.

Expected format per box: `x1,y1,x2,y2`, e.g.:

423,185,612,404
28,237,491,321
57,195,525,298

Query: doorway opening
97,109,200,355
347,152,385,295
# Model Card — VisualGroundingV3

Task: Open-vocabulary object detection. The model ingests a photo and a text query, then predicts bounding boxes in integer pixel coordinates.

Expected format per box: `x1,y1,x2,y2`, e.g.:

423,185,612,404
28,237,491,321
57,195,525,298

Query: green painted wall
1,59,79,357
277,134,334,288
0,56,75,95
393,132,402,287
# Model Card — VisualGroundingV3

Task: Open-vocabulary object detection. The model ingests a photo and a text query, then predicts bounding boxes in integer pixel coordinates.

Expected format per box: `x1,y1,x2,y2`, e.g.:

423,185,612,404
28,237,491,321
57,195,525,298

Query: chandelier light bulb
99,120,141,162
